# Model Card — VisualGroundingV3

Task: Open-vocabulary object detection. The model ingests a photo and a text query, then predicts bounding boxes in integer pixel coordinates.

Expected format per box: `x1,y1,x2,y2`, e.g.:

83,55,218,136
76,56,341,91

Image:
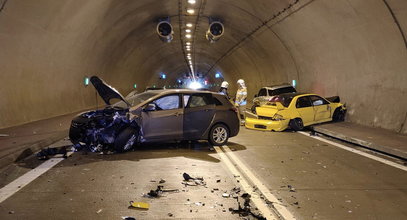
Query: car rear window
268,87,296,96
269,95,293,107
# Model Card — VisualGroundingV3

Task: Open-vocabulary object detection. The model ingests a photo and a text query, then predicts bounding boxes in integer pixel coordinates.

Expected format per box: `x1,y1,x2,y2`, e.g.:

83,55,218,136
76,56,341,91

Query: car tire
209,124,229,146
251,104,259,114
114,127,139,152
332,108,345,122
289,118,304,131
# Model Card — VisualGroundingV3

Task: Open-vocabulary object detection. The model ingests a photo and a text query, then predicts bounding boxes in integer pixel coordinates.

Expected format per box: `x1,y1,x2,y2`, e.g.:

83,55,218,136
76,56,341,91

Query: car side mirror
143,103,156,112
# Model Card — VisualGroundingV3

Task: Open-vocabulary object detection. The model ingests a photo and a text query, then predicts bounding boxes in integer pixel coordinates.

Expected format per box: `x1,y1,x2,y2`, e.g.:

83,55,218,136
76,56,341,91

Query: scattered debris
159,179,166,184
182,173,206,186
0,134,9,137
229,193,266,220
144,185,179,198
122,216,136,220
216,179,221,183
288,185,296,192
8,211,14,214
129,201,150,210
36,146,68,160
96,209,103,214
167,213,173,217
222,193,230,198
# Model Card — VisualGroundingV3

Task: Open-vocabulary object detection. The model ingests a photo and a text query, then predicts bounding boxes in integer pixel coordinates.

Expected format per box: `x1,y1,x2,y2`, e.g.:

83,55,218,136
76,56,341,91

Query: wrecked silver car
69,76,240,152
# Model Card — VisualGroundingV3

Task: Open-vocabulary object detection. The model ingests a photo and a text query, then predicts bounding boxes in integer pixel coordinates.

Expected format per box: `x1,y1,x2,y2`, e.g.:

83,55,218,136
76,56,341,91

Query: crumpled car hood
90,76,130,106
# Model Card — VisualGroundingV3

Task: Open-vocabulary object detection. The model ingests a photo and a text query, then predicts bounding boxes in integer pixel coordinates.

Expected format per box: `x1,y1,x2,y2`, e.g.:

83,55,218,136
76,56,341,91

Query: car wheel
251,104,259,114
289,118,304,131
114,127,139,152
332,108,345,122
209,124,229,146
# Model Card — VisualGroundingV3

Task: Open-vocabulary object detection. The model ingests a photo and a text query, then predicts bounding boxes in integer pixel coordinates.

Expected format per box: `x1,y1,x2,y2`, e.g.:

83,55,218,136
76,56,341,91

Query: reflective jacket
235,87,247,106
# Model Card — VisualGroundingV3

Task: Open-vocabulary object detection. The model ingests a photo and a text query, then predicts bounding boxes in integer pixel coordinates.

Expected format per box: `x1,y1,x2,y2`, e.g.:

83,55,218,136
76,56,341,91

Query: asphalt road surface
0,128,406,219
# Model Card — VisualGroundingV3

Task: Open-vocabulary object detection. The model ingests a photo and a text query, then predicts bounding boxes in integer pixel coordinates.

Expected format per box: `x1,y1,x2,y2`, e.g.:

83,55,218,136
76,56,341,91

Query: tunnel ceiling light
187,53,191,56
186,42,191,45
186,48,191,51
187,9,195,14
186,34,192,38
185,29,191,33
186,23,193,27
188,0,196,4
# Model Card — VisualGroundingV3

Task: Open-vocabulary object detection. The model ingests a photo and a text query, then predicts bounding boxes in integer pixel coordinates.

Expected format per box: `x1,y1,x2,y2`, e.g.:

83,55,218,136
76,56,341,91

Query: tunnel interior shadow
16,141,247,168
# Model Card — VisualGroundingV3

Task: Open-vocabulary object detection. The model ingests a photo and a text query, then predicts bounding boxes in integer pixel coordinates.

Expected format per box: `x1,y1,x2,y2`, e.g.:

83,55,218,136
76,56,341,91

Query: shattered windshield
112,92,159,108
269,94,294,107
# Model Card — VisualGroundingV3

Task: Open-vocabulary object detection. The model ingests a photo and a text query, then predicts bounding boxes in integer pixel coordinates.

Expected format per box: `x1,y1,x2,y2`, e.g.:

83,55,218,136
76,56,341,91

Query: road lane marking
221,146,296,220
298,131,407,171
0,154,70,203
215,146,296,220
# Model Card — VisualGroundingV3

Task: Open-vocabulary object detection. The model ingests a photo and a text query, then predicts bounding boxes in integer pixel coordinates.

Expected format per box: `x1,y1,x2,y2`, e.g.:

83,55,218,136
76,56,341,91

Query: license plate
254,124,267,129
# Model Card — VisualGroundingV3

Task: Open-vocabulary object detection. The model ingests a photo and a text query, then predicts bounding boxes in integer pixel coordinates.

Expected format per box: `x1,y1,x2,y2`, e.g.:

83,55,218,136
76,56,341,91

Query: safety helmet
237,79,245,87
221,81,229,88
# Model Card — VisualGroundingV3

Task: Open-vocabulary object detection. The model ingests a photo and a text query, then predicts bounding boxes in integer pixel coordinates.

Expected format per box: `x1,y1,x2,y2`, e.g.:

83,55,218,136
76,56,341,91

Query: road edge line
298,131,407,171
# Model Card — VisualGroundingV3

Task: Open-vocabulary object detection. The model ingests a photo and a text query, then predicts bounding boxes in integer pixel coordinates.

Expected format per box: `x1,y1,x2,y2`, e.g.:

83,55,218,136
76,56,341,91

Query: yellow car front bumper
244,117,289,131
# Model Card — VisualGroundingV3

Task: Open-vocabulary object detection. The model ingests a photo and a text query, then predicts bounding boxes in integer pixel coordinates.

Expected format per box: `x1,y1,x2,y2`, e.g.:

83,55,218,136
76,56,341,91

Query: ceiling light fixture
187,9,195,14
188,0,196,4
185,34,192,38
185,29,191,33
186,23,193,27
186,42,191,45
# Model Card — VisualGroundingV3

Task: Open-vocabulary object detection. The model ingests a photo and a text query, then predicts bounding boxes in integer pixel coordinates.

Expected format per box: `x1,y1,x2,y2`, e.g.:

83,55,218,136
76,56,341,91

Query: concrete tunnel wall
0,0,406,134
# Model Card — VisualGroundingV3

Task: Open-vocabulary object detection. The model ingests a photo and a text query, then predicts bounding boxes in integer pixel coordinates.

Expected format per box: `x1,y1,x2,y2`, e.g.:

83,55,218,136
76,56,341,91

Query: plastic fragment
129,201,150,209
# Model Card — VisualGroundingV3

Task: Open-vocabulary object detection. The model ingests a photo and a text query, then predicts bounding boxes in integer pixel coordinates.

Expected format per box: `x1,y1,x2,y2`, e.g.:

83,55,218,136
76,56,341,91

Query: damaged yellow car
245,93,346,131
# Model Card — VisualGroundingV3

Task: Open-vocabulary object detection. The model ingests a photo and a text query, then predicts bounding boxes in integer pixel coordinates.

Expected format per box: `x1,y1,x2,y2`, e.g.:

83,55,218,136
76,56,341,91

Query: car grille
254,124,267,129
258,116,273,120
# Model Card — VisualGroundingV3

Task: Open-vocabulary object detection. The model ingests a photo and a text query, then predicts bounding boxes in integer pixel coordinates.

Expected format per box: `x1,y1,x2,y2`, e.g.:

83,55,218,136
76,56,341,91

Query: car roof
262,84,294,90
276,93,319,99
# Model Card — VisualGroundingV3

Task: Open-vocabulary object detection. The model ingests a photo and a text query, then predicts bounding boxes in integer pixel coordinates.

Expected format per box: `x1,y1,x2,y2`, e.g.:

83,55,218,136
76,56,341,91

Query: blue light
215,73,221,78
161,73,166,79
292,80,296,88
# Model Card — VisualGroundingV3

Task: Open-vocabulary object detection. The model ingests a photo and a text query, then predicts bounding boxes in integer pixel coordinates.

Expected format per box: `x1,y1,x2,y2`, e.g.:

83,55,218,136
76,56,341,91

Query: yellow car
245,93,346,131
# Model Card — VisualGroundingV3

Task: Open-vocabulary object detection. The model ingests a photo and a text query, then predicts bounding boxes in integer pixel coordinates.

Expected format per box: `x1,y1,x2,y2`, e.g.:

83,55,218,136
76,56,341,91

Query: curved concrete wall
0,0,406,133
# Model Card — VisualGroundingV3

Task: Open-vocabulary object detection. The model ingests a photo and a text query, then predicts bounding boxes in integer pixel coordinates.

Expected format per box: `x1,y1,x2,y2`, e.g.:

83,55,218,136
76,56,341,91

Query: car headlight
272,114,285,121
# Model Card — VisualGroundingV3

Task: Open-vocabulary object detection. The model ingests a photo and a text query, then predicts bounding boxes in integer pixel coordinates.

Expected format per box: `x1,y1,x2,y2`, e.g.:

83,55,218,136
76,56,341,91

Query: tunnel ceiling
0,0,406,134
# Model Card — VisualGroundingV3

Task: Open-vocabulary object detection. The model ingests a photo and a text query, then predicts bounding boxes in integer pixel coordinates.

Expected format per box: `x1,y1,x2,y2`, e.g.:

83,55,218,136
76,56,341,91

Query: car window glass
258,89,267,96
183,95,191,107
296,96,312,108
270,87,296,96
310,96,329,106
187,94,211,108
151,95,180,110
212,97,223,106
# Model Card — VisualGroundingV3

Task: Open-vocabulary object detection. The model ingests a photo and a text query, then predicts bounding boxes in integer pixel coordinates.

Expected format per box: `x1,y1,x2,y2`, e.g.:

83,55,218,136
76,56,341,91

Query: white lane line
214,146,279,220
0,155,68,203
222,146,296,220
298,131,407,171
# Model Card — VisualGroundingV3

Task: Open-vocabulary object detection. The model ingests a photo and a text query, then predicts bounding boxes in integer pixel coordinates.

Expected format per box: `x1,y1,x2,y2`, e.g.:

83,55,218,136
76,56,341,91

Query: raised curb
313,126,407,160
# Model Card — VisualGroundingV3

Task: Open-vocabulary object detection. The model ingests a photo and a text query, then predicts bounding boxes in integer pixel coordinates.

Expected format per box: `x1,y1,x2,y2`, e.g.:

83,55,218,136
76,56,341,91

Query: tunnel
0,0,406,219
